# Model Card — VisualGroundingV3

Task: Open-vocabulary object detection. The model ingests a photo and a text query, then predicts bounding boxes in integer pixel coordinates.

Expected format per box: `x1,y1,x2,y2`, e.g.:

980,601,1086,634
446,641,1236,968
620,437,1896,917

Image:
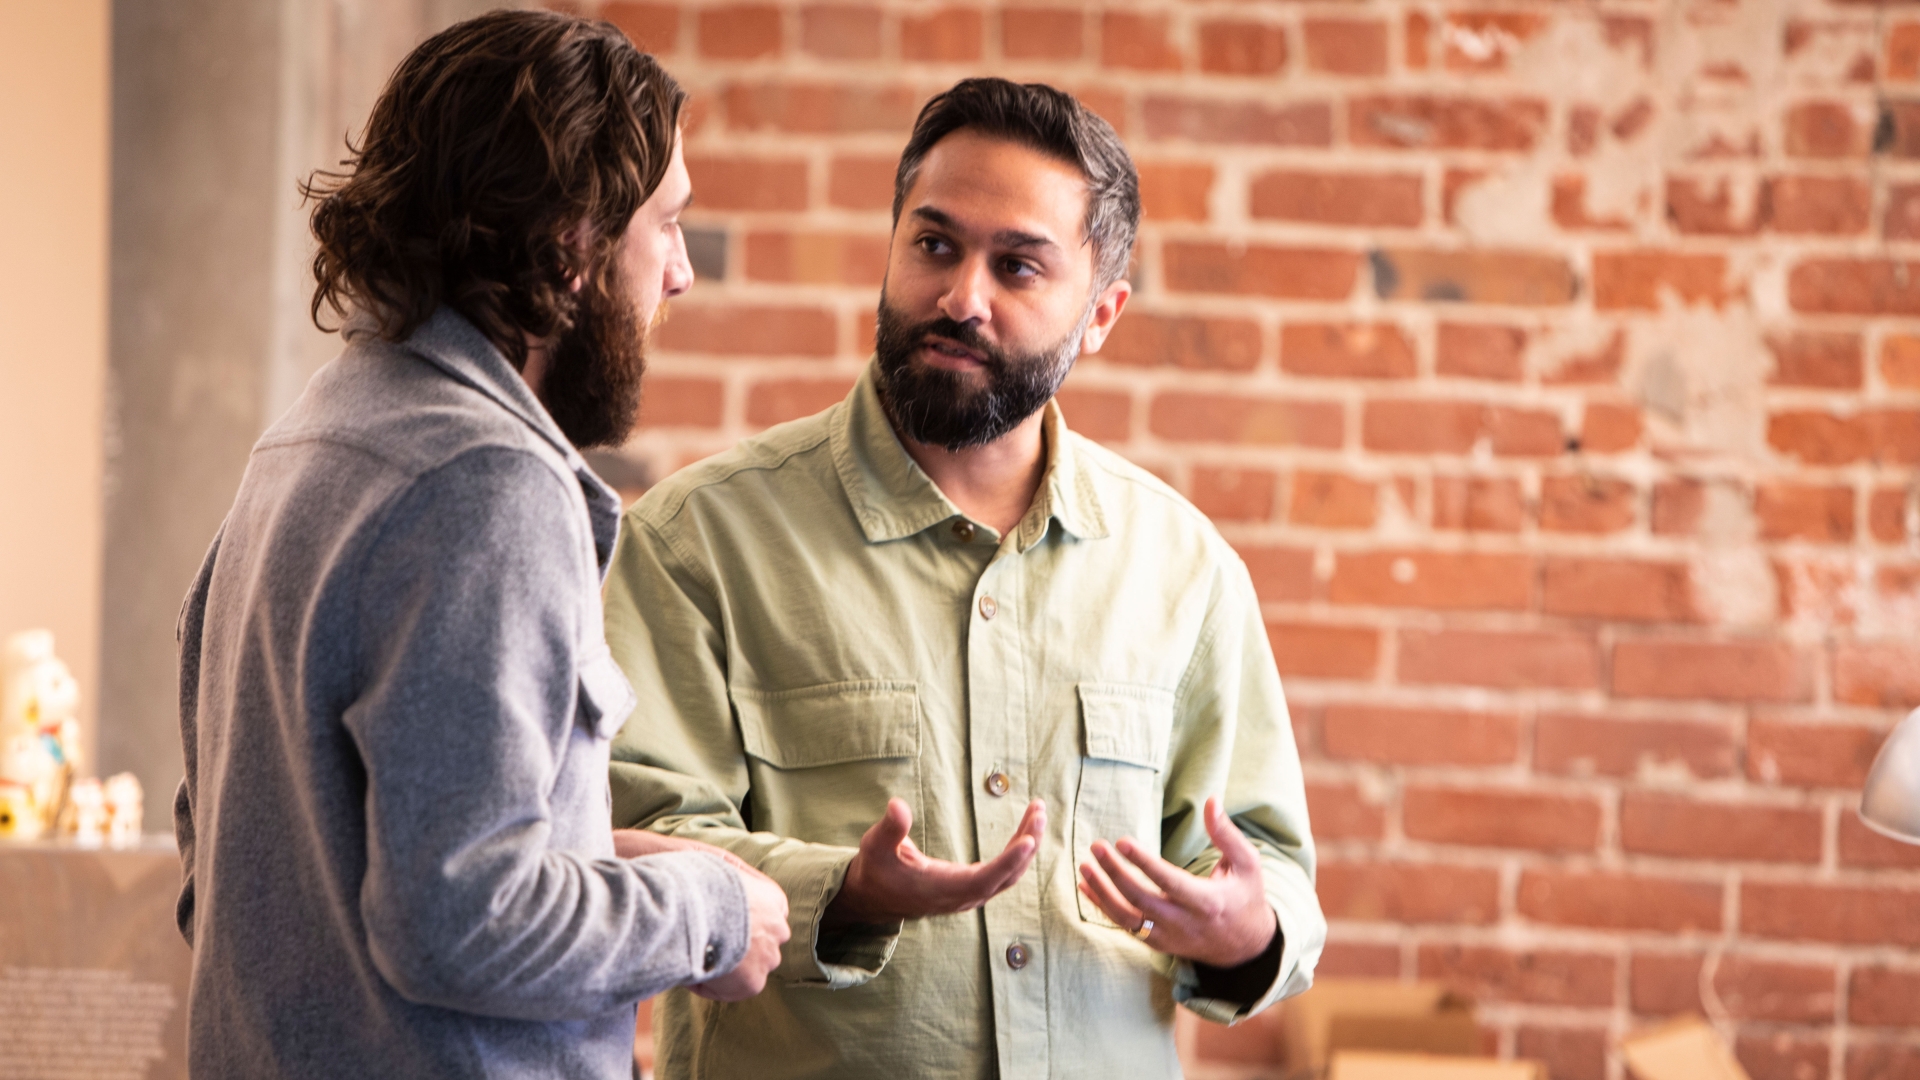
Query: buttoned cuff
759,842,902,988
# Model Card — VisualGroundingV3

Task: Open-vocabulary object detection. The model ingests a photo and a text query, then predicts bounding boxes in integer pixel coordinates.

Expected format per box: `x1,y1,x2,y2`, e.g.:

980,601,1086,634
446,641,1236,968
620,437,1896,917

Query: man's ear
1078,278,1133,355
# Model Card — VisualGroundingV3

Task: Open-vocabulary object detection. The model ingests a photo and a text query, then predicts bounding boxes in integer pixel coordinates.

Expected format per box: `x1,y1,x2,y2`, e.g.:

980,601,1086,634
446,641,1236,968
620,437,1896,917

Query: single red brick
1305,780,1387,841
745,230,889,286
1101,11,1181,70
1881,99,1920,158
1149,391,1344,447
1237,544,1314,603
1839,814,1920,870
1542,558,1691,622
1755,481,1855,541
1540,475,1637,533
1329,550,1533,610
1632,953,1837,1023
826,154,894,211
1489,406,1564,456
1868,408,1920,462
1870,487,1911,543
1851,967,1920,1026
1621,793,1823,863
1834,640,1920,707
1535,713,1738,779
656,303,837,356
1653,479,1706,535
1399,628,1600,689
1281,323,1416,379
900,7,982,61
1321,703,1522,766
1771,174,1873,234
1000,7,1081,60
1766,331,1864,388
1784,100,1870,158
1318,860,1501,924
1250,170,1423,228
724,80,920,133
799,4,880,58
1666,175,1763,236
1351,95,1549,151
1163,242,1359,299
1054,386,1128,442
1891,22,1920,80
1516,1027,1606,1080
1418,945,1613,1007
1437,323,1526,381
1742,881,1920,946
1266,621,1380,679
1788,258,1920,315
1136,161,1213,222
1767,411,1870,466
1198,18,1287,76
1519,870,1723,933
1613,639,1813,702
1289,470,1379,529
1431,476,1526,532
1593,251,1731,309
686,154,809,211
1142,96,1333,146
1099,313,1259,370
698,4,782,59
639,375,725,428
1552,174,1632,231
1748,719,1886,788
1850,1042,1920,1080
1362,400,1482,454
1319,942,1402,978
1403,786,1602,853
1189,466,1278,523
1441,11,1547,72
1304,18,1387,75
604,2,681,52
1373,248,1578,306
1406,11,1432,69
1581,402,1644,452
745,377,854,426
1884,333,1920,387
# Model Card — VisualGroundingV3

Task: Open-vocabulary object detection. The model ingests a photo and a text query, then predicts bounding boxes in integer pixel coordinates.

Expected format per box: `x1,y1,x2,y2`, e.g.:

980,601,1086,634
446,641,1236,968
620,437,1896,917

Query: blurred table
0,837,190,1080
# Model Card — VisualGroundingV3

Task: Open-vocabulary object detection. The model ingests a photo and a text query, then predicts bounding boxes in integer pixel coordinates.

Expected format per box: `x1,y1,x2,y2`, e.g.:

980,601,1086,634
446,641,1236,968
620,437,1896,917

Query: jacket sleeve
172,530,223,948
1160,557,1326,1024
343,447,749,1022
604,512,901,989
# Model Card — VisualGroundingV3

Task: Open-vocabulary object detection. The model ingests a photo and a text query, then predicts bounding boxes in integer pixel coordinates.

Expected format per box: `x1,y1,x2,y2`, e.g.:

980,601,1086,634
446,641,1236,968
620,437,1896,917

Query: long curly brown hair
302,9,684,369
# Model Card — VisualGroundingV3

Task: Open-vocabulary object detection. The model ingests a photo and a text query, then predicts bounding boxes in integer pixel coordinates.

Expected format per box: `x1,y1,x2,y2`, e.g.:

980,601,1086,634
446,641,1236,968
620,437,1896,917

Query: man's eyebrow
908,206,1060,253
674,191,695,215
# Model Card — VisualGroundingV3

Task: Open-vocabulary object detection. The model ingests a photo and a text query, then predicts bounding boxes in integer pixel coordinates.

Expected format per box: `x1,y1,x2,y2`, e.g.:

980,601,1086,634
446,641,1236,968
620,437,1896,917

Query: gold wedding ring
1131,918,1154,941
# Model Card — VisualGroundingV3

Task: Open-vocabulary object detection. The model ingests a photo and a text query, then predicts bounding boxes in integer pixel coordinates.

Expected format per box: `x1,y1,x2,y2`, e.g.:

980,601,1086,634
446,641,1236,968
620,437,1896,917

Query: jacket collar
830,361,1109,550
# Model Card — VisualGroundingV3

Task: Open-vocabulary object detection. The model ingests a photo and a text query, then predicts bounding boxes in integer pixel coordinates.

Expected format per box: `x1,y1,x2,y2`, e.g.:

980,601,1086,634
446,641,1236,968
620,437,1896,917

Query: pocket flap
577,652,637,740
1078,683,1174,771
735,681,920,768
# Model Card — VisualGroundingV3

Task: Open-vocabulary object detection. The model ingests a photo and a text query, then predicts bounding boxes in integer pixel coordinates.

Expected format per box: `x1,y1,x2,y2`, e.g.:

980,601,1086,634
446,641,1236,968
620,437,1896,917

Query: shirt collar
830,360,1109,548
349,306,624,569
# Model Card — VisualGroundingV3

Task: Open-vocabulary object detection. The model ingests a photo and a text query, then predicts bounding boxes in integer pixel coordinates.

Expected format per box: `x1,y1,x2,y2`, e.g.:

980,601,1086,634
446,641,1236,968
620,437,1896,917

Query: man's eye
1001,259,1038,279
918,236,953,256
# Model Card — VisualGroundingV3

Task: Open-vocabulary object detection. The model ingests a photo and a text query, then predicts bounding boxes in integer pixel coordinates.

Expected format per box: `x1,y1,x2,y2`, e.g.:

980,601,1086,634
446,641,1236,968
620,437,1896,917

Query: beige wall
0,1,110,760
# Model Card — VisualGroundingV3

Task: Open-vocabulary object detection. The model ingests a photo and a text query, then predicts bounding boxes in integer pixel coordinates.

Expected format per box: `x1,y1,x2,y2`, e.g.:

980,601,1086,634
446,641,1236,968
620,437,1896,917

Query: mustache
910,317,1006,373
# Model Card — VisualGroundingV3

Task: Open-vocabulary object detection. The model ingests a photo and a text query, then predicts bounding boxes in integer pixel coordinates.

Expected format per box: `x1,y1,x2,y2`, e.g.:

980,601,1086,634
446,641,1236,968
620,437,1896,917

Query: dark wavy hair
302,9,685,368
893,78,1139,290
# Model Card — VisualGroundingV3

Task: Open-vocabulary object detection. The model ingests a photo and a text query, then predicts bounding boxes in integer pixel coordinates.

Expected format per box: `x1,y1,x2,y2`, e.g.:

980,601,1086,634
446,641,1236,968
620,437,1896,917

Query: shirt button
951,520,975,543
703,941,721,972
1005,942,1029,970
984,771,1010,797
979,595,998,620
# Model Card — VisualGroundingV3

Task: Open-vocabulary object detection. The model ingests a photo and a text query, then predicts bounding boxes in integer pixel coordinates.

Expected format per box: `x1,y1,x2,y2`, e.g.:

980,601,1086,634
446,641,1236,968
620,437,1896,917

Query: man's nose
937,255,993,326
663,228,693,299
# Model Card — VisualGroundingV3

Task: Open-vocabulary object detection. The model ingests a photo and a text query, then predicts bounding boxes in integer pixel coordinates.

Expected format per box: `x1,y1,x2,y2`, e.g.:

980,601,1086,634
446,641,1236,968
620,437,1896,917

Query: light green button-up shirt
605,364,1324,1080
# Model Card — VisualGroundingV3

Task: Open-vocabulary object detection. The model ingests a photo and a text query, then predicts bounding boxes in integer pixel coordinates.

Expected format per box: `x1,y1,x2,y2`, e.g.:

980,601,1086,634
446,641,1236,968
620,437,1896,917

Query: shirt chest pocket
734,680,922,849
1072,682,1174,930
577,651,638,741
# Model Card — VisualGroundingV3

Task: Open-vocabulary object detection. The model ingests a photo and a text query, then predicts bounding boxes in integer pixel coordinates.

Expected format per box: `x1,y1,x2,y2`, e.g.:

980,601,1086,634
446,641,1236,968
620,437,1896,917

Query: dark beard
872,293,1089,452
538,262,647,450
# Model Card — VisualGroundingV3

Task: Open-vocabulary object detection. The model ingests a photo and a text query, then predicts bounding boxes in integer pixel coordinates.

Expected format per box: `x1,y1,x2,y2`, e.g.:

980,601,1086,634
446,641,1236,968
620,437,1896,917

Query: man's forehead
903,132,1090,244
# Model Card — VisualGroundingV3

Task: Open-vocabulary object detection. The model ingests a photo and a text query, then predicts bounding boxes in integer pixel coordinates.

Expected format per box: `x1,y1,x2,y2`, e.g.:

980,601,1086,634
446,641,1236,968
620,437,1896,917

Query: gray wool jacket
173,307,749,1080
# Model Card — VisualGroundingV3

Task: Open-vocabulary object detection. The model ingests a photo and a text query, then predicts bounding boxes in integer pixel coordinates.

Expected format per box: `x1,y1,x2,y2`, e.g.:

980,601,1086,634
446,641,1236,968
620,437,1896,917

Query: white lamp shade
1860,707,1920,846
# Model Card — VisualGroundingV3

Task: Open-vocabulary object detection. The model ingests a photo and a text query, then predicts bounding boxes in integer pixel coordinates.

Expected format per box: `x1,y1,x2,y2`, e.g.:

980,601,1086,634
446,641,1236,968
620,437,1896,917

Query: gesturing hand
824,798,1045,927
691,865,790,1002
1076,796,1277,969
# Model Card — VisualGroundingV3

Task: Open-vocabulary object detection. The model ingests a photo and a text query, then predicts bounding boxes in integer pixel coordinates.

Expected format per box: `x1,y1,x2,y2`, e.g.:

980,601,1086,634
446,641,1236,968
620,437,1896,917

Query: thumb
1206,797,1259,873
866,798,913,855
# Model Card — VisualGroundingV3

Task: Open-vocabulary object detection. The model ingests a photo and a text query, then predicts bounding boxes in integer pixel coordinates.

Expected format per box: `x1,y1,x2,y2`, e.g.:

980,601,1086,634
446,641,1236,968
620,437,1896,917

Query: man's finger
1204,797,1261,873
1113,837,1207,907
864,798,913,856
1091,840,1180,923
1078,861,1144,930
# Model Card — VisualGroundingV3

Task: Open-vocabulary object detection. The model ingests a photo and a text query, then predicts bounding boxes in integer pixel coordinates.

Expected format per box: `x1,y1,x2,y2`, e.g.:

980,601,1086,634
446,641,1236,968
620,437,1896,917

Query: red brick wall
570,1,1920,1076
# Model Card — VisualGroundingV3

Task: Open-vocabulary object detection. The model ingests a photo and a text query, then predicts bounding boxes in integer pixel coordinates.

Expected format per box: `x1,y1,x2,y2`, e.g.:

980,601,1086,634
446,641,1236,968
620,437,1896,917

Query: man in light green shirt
605,78,1324,1079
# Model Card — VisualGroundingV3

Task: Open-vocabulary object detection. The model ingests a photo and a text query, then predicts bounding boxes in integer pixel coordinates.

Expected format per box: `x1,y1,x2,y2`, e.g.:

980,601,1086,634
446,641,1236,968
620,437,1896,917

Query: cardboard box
1330,1051,1545,1079
1622,1016,1752,1080
1283,978,1481,1072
